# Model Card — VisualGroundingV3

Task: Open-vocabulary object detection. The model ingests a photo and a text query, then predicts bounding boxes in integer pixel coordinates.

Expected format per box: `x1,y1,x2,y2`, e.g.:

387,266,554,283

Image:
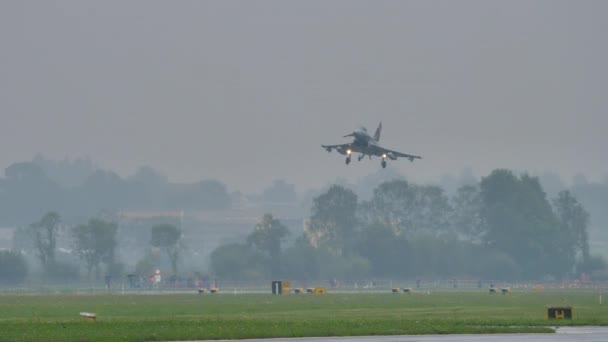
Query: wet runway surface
180,327,608,342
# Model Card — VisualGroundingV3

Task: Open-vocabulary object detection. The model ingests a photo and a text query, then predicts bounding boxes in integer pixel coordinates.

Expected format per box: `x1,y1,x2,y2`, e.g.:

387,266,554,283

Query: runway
178,327,608,342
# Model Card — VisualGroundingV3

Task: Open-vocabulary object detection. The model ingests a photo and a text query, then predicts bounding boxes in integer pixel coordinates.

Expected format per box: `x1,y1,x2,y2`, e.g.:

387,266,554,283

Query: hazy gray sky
1,1,606,192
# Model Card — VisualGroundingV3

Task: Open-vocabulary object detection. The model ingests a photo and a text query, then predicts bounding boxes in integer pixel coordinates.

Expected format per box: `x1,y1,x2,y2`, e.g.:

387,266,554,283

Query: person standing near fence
154,269,161,288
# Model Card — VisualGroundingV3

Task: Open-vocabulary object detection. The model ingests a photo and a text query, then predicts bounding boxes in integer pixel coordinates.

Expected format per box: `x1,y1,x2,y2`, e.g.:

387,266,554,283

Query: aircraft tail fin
373,122,382,142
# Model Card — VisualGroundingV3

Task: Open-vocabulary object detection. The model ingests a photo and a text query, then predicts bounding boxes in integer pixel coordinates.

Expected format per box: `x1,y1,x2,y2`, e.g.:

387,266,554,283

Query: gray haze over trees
0,160,232,225
211,170,604,281
1,1,607,286
1,157,607,285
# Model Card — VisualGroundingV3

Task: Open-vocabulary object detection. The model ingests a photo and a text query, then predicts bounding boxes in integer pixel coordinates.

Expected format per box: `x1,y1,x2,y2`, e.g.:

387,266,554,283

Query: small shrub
0,250,28,285
46,261,80,281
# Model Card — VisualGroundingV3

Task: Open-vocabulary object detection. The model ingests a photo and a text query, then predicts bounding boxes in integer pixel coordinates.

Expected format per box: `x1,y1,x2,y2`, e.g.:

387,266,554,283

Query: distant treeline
211,170,607,281
0,160,231,225
1,156,608,283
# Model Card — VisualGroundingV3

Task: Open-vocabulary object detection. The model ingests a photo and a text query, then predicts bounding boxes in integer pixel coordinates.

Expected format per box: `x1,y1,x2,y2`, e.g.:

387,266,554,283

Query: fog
1,1,607,193
1,1,607,288
1,160,608,286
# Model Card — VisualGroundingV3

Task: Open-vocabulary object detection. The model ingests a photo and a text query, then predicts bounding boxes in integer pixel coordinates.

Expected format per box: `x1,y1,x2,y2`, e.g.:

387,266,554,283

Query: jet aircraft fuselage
322,122,421,168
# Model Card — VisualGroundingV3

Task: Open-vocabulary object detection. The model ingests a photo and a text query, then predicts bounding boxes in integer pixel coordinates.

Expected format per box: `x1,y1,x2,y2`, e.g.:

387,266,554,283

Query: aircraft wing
321,143,354,155
375,146,422,162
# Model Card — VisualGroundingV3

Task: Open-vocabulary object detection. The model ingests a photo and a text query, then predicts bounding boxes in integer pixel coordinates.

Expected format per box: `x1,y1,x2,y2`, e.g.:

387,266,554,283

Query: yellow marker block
313,287,326,294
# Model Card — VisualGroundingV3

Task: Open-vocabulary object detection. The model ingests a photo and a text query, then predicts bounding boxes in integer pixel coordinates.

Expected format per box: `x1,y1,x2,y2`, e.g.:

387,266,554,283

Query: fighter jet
322,122,422,168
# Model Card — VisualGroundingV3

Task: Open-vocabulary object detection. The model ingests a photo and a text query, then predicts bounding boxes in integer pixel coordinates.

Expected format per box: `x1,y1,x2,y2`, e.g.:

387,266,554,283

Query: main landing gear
345,149,352,165
381,154,387,168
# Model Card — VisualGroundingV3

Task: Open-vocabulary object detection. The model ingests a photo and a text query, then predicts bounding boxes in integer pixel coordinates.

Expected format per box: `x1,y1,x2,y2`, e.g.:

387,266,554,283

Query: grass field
0,290,606,341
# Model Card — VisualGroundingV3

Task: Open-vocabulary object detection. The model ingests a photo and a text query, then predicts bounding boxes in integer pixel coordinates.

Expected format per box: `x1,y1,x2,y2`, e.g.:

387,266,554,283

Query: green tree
261,180,298,203
150,223,182,275
72,218,118,280
0,250,28,285
210,243,266,280
246,213,289,274
451,185,483,241
305,185,358,254
479,170,561,278
135,250,161,278
11,225,33,253
128,166,169,209
362,180,452,235
77,170,129,215
27,212,61,272
0,162,63,225
282,236,320,280
356,222,406,277
553,190,590,268
318,253,370,280
582,255,608,278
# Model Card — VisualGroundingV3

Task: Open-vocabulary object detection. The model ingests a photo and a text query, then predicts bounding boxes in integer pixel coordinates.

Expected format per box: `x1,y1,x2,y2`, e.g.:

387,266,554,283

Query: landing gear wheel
381,160,387,168
346,157,351,165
